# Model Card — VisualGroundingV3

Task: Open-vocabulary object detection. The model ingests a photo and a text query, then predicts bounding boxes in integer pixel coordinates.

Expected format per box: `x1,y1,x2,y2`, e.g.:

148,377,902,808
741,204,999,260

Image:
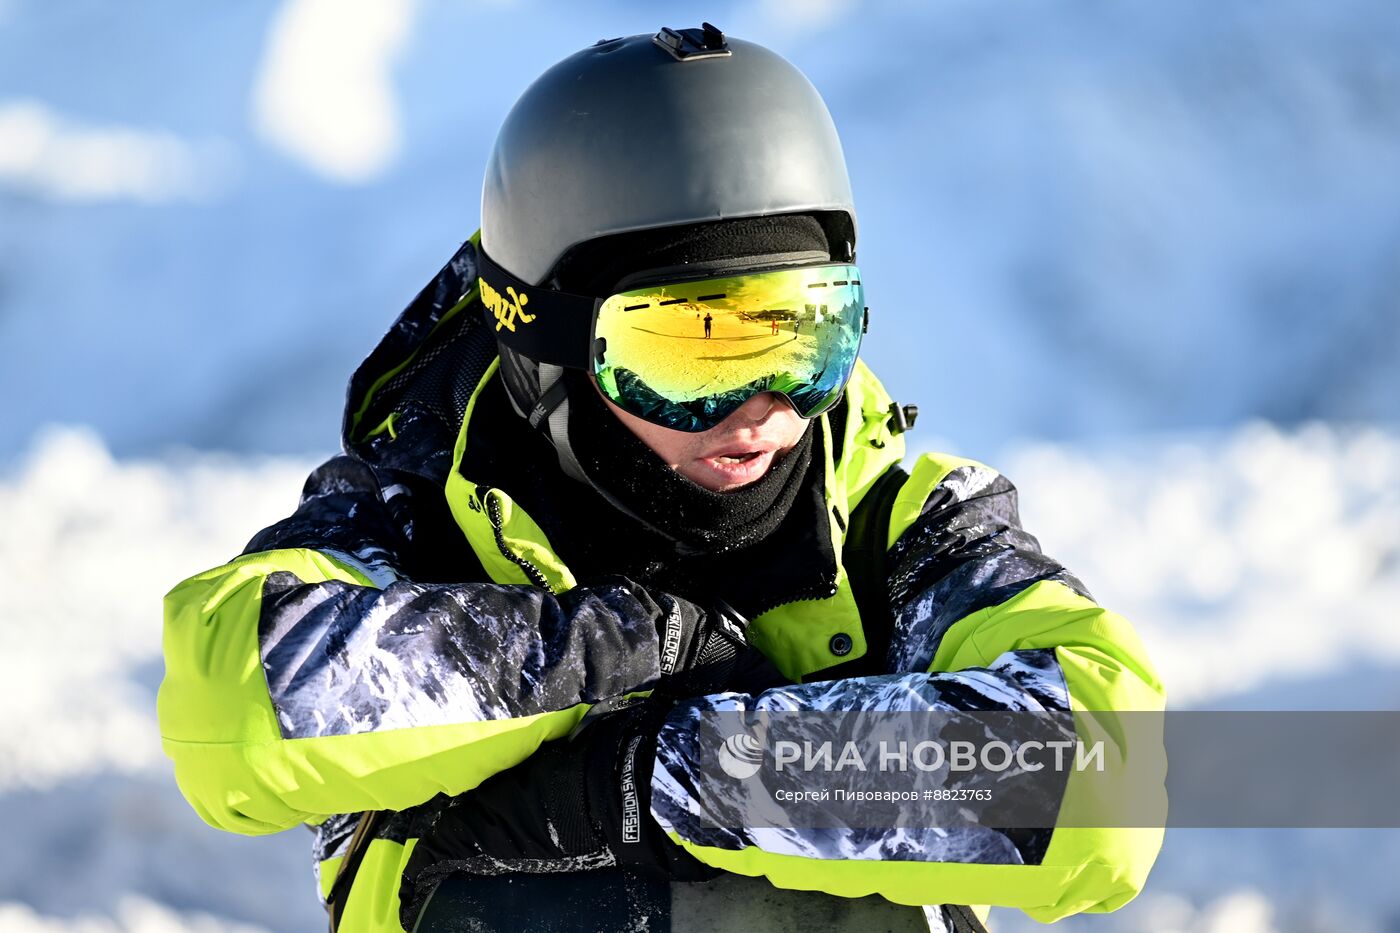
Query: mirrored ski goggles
478,248,868,433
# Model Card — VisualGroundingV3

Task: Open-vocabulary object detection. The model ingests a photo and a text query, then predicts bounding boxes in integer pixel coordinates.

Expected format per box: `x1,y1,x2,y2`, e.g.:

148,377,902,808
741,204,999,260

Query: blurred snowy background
2,1,1398,931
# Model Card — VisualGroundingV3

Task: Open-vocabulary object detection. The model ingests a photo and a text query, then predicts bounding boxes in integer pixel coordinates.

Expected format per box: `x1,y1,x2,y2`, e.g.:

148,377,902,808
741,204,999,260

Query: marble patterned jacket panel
885,465,1090,673
245,455,671,739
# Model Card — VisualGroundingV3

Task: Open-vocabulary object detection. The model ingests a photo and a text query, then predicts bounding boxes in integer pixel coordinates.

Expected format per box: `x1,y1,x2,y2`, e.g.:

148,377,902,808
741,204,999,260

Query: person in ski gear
158,24,1165,933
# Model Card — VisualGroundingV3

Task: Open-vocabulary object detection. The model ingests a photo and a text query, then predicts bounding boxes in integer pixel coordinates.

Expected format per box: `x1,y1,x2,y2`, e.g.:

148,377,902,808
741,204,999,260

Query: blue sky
2,0,1398,464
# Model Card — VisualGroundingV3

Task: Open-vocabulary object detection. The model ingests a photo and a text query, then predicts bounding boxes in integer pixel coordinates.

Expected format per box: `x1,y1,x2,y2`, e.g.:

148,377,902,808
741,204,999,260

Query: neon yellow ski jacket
159,239,1165,931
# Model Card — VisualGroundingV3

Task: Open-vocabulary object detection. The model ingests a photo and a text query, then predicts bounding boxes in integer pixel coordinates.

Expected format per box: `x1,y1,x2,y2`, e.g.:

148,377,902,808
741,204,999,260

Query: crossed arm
158,455,744,833
646,462,1166,920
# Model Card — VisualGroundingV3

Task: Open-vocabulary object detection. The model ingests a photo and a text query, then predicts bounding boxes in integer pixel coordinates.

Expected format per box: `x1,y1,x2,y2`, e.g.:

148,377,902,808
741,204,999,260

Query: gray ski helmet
481,25,858,489
481,24,856,286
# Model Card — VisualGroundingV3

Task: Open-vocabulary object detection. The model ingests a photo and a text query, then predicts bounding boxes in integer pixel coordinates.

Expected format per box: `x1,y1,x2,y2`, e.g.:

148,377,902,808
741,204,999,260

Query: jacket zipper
481,486,555,593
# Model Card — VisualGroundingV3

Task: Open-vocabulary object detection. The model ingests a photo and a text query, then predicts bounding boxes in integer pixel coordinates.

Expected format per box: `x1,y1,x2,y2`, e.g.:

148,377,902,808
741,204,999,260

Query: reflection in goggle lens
593,264,864,432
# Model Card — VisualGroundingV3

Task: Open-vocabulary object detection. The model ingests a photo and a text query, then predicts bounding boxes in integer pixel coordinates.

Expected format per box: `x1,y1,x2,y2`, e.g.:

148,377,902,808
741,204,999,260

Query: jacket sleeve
649,456,1166,923
158,456,699,837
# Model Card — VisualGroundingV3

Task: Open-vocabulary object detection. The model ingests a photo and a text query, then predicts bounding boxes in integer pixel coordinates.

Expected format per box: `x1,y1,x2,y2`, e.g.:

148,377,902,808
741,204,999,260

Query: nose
734,391,793,423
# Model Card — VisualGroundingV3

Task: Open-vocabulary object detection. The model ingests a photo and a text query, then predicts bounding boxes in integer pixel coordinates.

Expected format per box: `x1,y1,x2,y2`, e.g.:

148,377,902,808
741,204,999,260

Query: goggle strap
476,247,596,369
526,375,570,431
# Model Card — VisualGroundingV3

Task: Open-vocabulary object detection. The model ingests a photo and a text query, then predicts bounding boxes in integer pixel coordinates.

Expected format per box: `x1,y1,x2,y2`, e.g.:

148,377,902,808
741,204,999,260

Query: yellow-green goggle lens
592,264,865,432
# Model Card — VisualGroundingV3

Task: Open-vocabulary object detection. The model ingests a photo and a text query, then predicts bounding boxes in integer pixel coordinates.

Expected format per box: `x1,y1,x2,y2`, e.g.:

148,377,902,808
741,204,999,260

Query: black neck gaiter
566,372,813,556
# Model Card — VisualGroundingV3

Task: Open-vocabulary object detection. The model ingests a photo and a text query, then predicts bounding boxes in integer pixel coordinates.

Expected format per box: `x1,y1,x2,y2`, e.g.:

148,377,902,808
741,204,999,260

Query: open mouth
710,450,763,464
691,445,779,490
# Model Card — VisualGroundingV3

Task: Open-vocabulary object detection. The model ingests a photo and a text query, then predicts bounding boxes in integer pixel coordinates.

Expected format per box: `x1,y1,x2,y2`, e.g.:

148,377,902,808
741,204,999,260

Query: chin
691,474,766,494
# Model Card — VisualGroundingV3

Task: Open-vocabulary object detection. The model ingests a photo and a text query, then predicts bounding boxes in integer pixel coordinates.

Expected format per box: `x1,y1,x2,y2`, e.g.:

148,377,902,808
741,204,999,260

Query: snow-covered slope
2,422,1397,931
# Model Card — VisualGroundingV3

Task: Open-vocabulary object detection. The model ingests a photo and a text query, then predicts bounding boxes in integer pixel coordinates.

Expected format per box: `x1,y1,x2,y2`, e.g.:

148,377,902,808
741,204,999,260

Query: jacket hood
342,235,495,481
